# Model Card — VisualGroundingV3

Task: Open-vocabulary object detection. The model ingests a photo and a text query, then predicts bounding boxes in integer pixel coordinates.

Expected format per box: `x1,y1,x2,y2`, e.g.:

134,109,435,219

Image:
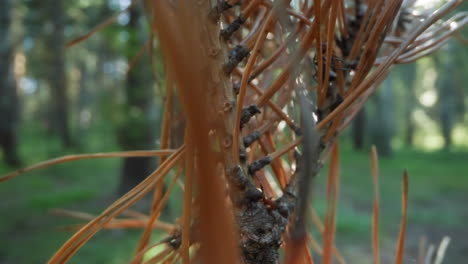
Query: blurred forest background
0,0,467,263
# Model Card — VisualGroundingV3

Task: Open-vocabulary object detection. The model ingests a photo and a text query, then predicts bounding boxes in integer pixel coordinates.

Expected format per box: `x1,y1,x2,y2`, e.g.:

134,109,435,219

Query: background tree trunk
371,74,395,156
400,63,417,147
0,0,21,166
117,5,157,195
436,43,457,149
351,107,367,150
44,0,72,147
76,59,90,145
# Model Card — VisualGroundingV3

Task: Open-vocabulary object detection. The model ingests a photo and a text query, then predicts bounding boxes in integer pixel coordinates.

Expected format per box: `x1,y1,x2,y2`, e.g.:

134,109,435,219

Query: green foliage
113,103,154,149
315,142,468,263
2,126,468,263
0,126,139,263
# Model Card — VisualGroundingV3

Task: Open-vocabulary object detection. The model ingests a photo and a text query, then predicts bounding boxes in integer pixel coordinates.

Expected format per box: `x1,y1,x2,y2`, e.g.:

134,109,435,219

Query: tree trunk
117,5,157,195
76,59,90,145
452,42,465,120
371,74,394,156
45,0,72,147
400,63,417,147
0,0,21,166
351,106,366,150
436,44,456,149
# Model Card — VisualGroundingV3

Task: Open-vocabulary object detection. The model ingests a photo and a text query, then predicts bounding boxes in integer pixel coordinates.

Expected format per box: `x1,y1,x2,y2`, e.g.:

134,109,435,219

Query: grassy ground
0,146,144,264
1,133,467,263
0,125,154,264
316,142,468,264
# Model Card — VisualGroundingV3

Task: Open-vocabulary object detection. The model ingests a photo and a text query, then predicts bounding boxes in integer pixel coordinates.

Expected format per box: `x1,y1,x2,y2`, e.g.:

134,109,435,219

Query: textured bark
150,1,243,263
201,6,285,264
0,0,21,166
200,3,302,263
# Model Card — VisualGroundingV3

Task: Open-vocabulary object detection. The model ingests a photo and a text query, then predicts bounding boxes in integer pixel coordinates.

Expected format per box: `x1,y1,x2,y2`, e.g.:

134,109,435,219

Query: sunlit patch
20,77,37,94
419,90,437,107
78,0,91,6
413,109,444,150
450,21,458,30
116,59,128,76
421,67,437,89
413,0,443,10
117,12,130,25
143,243,166,262
79,110,92,127
118,0,131,9
423,134,444,150
277,120,287,131
14,53,26,77
312,112,318,123
453,124,468,147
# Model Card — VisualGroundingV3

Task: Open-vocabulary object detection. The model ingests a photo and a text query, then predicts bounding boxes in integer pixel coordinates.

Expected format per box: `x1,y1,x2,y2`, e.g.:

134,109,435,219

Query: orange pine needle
0,150,175,183
269,137,302,161
181,137,194,264
134,164,183,263
320,0,463,129
48,146,185,263
322,143,339,264
58,219,174,232
283,235,309,264
318,2,338,104
394,170,409,264
264,132,287,188
308,207,346,264
233,68,298,129
65,0,140,48
126,39,152,75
